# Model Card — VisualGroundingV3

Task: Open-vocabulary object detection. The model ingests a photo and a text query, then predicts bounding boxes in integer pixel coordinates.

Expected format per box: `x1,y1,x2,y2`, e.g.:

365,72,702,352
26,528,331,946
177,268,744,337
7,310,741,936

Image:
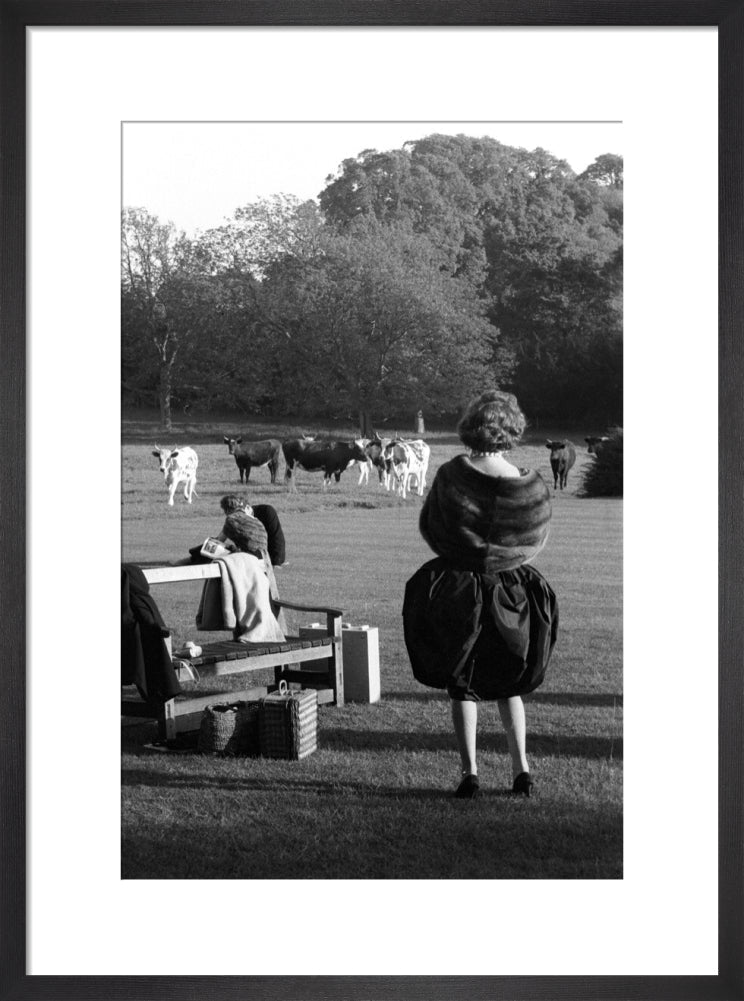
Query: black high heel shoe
511,772,533,797
455,774,480,799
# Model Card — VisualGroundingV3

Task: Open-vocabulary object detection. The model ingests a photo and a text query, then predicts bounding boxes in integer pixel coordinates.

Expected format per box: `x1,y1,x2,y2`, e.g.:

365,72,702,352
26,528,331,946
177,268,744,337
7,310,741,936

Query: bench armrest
274,599,344,616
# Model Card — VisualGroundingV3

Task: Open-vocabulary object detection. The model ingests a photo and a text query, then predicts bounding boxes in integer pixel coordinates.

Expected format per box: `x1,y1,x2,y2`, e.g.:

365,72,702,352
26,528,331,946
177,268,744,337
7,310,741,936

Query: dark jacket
252,504,286,567
121,564,181,703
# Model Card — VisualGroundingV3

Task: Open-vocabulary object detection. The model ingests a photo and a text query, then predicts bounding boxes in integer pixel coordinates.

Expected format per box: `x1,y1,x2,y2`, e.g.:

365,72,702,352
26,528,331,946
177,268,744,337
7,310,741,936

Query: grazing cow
222,436,282,484
585,435,610,455
152,445,198,506
383,439,431,498
282,438,368,492
545,439,577,491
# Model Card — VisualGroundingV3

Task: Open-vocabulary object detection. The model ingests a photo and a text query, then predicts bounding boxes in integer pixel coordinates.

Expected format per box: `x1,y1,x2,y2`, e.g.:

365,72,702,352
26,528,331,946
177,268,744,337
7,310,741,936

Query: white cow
152,445,199,505
383,439,431,499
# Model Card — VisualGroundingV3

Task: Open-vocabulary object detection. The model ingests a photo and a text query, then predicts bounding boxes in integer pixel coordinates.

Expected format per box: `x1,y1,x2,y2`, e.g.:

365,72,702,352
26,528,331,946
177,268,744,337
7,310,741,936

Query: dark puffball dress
402,456,559,701
402,557,558,701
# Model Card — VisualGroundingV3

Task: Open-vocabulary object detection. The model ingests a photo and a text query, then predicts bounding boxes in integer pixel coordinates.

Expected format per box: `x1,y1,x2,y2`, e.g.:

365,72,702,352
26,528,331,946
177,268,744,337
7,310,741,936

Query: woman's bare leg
451,698,478,776
497,696,529,779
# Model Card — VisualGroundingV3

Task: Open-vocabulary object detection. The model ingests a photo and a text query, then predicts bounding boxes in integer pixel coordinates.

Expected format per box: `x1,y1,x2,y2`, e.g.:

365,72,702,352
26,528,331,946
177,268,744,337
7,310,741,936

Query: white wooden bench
121,562,344,740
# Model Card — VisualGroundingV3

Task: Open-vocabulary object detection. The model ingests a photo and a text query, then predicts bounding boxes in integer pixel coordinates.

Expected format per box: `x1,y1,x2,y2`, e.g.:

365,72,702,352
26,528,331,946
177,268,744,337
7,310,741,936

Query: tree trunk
159,361,173,431
358,410,373,438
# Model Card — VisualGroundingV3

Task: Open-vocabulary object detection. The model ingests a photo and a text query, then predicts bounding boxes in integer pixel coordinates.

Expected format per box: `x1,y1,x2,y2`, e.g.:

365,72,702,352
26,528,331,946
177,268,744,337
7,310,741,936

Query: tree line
122,135,622,433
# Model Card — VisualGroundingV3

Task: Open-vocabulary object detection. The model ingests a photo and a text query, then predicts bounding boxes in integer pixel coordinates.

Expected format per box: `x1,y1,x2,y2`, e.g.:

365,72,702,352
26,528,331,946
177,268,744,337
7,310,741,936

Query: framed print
2,2,741,1000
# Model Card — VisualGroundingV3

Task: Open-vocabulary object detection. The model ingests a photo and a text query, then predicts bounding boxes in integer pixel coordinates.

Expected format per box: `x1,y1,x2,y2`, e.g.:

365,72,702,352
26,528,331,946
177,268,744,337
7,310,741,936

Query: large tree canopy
320,135,623,422
122,136,622,429
258,217,501,431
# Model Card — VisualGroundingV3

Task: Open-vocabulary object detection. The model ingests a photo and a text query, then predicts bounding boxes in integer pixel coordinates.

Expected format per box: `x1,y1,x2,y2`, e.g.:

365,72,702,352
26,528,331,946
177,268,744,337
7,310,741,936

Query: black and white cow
363,434,392,487
222,436,282,484
282,438,367,493
382,438,431,498
545,439,577,491
152,445,198,505
346,438,373,486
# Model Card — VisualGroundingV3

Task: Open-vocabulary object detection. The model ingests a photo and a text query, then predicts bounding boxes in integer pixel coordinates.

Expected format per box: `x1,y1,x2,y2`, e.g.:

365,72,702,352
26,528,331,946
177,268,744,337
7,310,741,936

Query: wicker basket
259,681,318,760
197,700,261,756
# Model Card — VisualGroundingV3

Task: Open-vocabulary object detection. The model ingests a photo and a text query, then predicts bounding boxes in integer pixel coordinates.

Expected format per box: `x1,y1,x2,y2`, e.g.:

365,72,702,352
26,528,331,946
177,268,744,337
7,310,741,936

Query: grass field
121,421,622,880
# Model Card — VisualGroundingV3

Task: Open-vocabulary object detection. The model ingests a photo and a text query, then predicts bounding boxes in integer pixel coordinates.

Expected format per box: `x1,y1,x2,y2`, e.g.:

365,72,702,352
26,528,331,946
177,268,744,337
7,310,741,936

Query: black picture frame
2,2,741,999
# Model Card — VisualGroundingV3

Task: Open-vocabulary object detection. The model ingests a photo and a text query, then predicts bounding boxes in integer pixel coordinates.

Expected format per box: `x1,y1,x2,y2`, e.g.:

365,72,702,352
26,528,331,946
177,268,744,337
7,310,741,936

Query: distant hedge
580,429,623,497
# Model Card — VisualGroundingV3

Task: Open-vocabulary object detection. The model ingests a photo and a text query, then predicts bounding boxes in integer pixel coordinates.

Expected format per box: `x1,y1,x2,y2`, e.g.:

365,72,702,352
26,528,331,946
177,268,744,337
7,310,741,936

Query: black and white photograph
13,18,731,993
120,120,624,880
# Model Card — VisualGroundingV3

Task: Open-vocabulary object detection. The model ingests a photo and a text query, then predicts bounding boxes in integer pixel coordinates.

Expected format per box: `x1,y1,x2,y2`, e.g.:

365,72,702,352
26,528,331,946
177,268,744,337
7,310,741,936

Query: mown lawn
121,423,622,879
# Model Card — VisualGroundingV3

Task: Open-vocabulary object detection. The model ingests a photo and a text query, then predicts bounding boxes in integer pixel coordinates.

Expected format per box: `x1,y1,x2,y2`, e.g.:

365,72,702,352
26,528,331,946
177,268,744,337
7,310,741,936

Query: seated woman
215,494,288,609
216,494,286,567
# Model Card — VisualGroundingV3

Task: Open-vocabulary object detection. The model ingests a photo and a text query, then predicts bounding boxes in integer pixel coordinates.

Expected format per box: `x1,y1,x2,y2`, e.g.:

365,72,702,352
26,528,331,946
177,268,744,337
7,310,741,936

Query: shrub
580,428,623,497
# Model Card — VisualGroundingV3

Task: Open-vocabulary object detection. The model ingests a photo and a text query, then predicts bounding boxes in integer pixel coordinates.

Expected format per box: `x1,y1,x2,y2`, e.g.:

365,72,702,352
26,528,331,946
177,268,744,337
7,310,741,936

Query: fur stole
419,455,552,573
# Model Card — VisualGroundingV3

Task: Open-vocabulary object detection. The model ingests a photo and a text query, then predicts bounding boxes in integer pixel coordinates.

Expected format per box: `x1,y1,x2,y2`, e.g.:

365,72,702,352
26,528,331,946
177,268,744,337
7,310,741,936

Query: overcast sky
122,120,622,234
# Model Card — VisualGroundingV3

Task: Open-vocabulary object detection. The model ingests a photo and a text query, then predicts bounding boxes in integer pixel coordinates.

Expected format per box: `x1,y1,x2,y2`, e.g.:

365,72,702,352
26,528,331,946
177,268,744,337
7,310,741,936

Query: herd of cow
151,433,611,506
151,433,432,506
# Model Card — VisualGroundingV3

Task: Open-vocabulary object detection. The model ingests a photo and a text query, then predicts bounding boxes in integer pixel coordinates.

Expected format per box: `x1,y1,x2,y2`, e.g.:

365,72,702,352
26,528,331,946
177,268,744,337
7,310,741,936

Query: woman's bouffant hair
457,390,527,452
220,494,247,514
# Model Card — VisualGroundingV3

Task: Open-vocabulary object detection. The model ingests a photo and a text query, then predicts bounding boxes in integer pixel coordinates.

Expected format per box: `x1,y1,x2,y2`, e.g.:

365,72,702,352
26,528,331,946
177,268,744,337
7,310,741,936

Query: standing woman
403,391,558,799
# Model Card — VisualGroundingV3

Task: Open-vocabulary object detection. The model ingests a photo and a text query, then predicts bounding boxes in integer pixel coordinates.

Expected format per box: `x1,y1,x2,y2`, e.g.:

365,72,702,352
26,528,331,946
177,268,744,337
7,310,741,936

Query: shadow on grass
526,691,623,708
382,691,449,702
120,792,623,879
384,690,623,708
121,724,621,760
122,768,451,799
319,728,622,759
121,767,609,803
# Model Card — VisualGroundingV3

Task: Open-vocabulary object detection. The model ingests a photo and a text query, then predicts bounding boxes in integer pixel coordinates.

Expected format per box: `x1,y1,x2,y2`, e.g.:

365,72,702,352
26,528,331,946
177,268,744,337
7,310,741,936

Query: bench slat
207,644,334,676
144,564,221,584
188,637,333,666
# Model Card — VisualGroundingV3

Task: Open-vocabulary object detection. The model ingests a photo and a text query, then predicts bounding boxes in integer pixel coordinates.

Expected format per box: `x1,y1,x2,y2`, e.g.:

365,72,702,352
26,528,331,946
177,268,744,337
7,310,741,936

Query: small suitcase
259,681,318,760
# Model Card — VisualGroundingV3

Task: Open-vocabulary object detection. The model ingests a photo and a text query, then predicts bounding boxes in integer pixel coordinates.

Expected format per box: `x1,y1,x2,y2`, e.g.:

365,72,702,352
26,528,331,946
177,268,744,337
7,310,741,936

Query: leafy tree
482,164,623,420
580,153,623,188
122,206,289,421
123,135,623,428
319,135,623,423
198,194,324,278
121,208,197,429
259,217,502,434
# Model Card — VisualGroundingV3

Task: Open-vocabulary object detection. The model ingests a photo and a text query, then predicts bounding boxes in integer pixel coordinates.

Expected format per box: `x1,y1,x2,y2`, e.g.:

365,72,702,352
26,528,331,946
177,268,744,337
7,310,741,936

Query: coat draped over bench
121,563,182,703
195,552,286,643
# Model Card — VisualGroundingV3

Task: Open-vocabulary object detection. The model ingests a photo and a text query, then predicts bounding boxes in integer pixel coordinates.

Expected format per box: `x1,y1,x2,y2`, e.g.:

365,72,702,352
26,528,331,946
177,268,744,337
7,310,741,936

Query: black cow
546,439,577,491
585,436,610,455
223,436,282,484
282,438,367,492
